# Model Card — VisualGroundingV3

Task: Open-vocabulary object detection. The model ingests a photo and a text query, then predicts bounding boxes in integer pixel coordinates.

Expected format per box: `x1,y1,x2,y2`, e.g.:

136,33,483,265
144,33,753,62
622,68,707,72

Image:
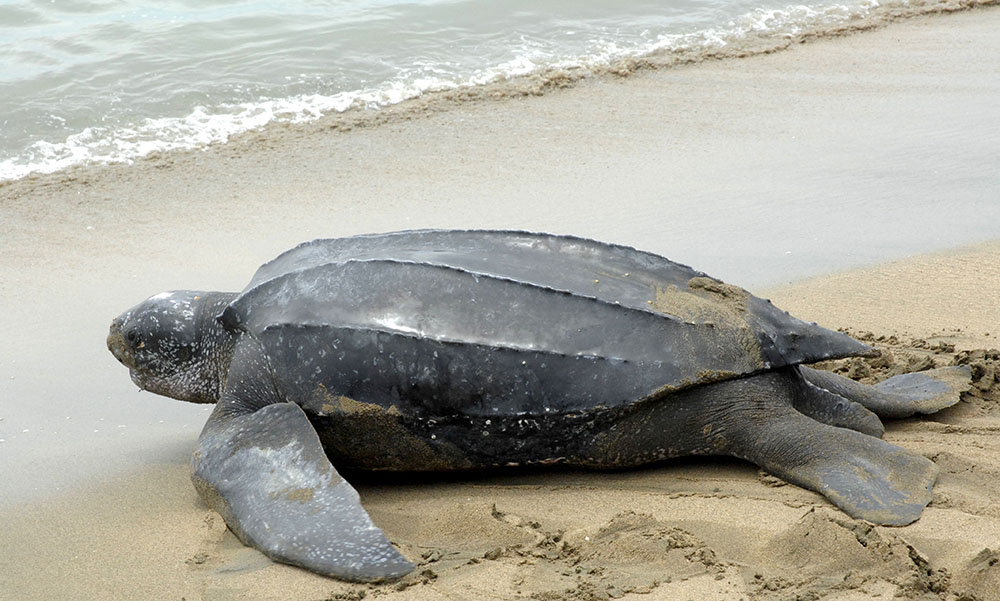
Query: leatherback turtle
107,230,969,581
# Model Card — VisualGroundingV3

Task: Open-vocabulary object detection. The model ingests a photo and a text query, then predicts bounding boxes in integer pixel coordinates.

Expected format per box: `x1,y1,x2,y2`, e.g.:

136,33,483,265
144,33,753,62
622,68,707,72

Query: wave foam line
0,0,993,182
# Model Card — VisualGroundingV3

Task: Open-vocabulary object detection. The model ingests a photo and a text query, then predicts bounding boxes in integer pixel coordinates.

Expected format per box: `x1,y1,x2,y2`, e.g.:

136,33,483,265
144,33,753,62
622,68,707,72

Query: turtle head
108,290,238,403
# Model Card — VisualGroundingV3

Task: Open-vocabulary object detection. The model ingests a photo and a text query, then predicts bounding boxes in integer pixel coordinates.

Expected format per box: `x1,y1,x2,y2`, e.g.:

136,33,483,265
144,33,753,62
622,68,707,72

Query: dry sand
2,6,1000,601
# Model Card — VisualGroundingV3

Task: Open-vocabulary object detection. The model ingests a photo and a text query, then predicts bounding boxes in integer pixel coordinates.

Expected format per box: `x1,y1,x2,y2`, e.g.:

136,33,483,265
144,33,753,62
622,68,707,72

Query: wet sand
2,6,1000,601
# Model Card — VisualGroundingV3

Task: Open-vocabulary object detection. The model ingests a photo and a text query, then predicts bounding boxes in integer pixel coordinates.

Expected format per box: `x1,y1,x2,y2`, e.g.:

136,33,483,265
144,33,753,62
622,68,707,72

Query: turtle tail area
790,373,885,438
797,365,971,419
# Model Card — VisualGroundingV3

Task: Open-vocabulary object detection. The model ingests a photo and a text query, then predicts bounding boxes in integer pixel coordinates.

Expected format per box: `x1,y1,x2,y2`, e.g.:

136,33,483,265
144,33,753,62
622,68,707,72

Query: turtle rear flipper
743,410,937,525
722,372,937,526
193,342,413,581
798,365,971,419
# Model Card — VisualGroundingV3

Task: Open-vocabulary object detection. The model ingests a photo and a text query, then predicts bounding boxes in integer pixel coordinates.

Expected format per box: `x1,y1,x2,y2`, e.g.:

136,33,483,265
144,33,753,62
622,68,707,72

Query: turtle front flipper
192,340,413,581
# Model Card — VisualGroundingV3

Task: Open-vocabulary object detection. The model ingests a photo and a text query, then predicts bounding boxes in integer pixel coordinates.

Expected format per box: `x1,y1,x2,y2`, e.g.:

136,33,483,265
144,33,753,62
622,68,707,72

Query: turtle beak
108,319,147,391
107,316,135,368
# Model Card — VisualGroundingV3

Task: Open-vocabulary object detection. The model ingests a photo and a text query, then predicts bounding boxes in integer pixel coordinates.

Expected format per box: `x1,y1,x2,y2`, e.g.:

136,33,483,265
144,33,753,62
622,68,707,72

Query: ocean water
0,0,968,181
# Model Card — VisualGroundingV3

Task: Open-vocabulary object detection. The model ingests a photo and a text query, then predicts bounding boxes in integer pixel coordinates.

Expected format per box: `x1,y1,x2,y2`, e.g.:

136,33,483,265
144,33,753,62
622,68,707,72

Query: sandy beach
2,5,999,601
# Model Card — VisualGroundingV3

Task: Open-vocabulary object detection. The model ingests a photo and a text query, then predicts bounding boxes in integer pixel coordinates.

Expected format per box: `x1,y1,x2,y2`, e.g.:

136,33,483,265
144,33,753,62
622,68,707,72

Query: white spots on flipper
240,441,332,492
206,434,410,578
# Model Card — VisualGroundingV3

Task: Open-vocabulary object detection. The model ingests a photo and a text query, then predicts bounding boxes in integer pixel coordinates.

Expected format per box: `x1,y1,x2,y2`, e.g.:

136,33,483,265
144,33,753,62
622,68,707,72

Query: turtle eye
125,329,141,345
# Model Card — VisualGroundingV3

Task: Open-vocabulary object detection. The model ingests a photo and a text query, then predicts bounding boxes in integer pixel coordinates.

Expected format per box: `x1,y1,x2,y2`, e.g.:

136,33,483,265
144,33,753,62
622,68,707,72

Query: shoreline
3,7,1000,600
3,7,999,288
1,0,997,188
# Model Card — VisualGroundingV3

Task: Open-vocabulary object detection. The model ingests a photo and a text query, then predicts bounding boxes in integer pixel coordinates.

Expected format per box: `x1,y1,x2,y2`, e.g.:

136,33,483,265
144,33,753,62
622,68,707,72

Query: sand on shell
2,6,1000,601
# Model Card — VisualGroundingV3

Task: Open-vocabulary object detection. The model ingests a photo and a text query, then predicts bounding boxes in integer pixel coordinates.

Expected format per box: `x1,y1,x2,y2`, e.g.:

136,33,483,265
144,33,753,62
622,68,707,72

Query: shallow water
0,0,936,180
